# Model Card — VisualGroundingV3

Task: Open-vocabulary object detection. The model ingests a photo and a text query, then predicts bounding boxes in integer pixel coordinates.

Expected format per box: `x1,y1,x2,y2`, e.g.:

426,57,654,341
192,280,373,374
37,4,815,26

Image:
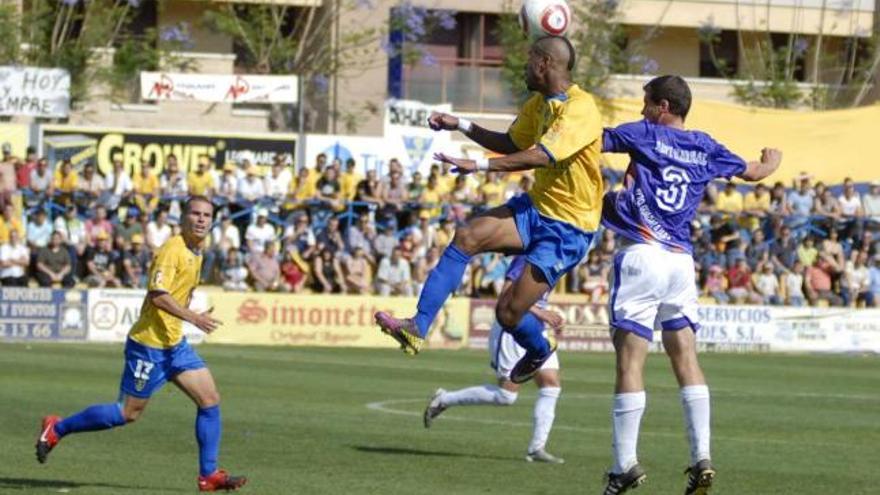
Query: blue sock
54,403,126,438
413,244,472,336
505,312,550,357
196,405,222,477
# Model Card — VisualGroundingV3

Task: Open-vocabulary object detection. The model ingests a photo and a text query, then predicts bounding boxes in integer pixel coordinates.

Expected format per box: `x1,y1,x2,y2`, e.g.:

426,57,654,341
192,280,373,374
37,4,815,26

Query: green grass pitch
0,343,877,494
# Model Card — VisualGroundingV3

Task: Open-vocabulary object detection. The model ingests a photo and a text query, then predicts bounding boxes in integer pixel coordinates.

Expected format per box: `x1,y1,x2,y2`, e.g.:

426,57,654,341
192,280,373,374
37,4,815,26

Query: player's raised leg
603,329,649,494
662,328,715,495
173,365,247,492
375,206,523,354
498,263,556,383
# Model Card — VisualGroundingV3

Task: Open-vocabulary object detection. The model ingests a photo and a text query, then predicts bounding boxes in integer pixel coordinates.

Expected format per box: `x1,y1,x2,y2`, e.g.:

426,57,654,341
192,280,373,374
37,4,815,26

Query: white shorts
488,320,559,380
609,241,700,341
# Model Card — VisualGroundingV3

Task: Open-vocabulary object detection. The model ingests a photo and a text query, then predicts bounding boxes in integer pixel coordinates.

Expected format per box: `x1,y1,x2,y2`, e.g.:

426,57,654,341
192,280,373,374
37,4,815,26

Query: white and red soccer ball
518,0,571,40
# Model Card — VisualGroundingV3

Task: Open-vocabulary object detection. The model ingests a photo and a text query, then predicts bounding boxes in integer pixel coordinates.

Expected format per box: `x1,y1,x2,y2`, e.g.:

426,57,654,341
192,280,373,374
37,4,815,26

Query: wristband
475,157,490,172
457,118,473,133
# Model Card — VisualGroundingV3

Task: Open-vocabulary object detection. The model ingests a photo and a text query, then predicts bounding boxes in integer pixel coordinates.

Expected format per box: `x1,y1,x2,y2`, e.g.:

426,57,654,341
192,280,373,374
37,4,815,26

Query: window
700,30,739,78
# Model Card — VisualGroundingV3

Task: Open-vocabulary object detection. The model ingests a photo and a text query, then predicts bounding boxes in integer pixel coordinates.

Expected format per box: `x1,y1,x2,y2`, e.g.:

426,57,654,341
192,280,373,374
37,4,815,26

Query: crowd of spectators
1,144,880,308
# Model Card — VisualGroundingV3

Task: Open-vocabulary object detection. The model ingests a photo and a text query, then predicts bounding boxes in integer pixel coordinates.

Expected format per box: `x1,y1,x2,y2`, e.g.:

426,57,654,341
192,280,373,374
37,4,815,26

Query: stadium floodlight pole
296,74,306,172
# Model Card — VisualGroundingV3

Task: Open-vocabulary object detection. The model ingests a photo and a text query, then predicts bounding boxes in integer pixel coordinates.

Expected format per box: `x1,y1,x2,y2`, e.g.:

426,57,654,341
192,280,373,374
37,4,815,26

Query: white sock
440,385,517,407
528,386,561,453
680,385,711,464
611,391,646,474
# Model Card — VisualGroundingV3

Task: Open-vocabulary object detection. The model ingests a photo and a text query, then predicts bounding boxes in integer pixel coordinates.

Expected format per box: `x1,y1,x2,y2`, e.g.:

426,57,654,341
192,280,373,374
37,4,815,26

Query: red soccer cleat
35,415,61,464
198,469,248,492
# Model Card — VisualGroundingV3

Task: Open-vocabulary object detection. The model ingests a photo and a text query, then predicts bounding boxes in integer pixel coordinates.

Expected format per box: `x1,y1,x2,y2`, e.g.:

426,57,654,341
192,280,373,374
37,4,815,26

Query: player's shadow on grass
353,445,511,461
0,477,187,492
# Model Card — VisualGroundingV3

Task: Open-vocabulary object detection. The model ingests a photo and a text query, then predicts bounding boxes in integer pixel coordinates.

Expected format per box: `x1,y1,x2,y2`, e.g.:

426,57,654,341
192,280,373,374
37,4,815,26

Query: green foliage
0,0,191,109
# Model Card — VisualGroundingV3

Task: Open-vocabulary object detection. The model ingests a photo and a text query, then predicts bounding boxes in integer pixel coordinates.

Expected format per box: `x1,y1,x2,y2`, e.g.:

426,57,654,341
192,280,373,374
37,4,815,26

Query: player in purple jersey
598,76,781,495
423,256,566,463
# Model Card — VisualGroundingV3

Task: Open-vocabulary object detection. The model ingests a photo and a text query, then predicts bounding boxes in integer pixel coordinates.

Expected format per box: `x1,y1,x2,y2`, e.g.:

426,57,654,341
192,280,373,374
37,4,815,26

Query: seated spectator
862,180,880,230
53,159,78,205
14,147,37,190
315,166,343,211
408,171,425,202
146,209,173,251
340,158,361,202
745,229,770,269
769,225,798,271
434,218,456,251
28,158,54,203
280,247,308,293
55,205,85,248
753,262,781,305
709,214,741,256
843,251,872,307
354,169,383,215
778,260,805,306
238,165,265,204
316,216,345,255
346,213,375,261
159,154,188,218
410,211,436,255
312,247,344,293
215,163,238,206
419,174,444,219
380,169,407,226
343,246,372,294
264,160,292,203
77,162,104,211
0,229,30,286
702,265,729,304
786,174,814,229
244,208,276,253
727,257,761,304
767,181,790,217
578,250,609,302
480,172,505,209
121,234,150,288
188,155,216,198
287,166,317,207
84,232,121,288
283,212,316,260
741,183,770,231
837,178,863,240
117,211,144,244
35,231,75,288
475,252,509,296
812,186,842,234
805,256,843,306
103,156,134,211
376,247,412,296
715,182,744,213
448,175,474,221
868,254,880,307
85,205,114,248
248,241,282,292
133,162,160,216
221,248,249,292
373,224,397,261
26,208,53,250
413,246,440,294
0,203,24,244
796,236,818,268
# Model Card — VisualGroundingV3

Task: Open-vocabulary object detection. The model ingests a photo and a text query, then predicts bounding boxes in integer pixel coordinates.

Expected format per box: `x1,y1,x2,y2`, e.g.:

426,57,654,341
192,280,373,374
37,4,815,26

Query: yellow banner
603,98,880,186
0,123,30,158
205,293,469,349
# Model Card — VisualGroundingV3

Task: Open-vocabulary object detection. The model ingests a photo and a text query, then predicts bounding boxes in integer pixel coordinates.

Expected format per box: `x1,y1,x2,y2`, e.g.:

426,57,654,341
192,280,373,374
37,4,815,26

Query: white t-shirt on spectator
245,223,276,253
838,194,861,216
265,170,292,200
104,171,134,195
238,177,266,202
212,223,241,250
755,273,779,297
216,175,238,199
0,243,29,278
862,192,880,219
845,261,870,292
30,170,52,192
160,173,188,197
147,222,173,250
377,257,411,285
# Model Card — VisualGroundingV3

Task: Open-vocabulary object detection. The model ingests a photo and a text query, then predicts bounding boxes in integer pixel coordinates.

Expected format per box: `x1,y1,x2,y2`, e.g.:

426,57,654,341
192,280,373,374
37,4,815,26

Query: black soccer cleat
603,463,647,495
684,459,715,495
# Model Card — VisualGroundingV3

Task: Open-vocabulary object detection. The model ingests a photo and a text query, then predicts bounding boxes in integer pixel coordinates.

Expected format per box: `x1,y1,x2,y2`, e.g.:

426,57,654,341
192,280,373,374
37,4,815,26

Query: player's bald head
532,36,574,72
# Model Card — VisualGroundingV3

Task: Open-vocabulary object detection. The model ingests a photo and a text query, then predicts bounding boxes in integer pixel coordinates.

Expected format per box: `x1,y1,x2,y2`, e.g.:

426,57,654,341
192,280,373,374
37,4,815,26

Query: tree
0,0,193,111
201,0,456,133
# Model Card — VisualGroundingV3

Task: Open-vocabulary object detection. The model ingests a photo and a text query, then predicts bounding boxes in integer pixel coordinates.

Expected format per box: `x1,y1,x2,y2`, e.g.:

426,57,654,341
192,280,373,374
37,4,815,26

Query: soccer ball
518,0,571,40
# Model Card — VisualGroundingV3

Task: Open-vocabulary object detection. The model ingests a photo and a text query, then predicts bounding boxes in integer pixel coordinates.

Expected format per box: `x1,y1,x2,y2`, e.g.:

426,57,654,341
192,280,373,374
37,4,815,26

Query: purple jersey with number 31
600,120,747,254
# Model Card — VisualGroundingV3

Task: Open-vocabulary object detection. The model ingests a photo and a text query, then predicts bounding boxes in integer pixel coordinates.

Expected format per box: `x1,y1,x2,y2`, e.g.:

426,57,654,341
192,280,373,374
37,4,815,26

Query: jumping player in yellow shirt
375,36,604,383
35,196,247,492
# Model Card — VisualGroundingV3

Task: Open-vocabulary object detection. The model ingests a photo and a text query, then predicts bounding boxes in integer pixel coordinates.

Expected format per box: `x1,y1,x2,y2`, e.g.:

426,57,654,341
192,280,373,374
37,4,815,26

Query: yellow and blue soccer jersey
129,235,202,349
507,84,604,232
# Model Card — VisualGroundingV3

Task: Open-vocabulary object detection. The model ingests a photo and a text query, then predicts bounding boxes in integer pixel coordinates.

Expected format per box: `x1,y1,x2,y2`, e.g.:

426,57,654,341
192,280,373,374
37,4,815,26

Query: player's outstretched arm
433,148,550,175
428,112,519,155
739,148,782,182
148,291,222,334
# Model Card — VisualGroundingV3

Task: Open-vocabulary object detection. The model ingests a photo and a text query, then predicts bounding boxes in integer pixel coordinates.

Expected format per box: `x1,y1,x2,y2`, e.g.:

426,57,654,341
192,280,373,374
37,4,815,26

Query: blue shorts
506,194,594,287
119,338,205,399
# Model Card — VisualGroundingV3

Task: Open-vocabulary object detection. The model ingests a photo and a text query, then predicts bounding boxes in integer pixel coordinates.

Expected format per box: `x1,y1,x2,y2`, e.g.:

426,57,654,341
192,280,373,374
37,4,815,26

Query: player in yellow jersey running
35,196,247,492
375,36,604,383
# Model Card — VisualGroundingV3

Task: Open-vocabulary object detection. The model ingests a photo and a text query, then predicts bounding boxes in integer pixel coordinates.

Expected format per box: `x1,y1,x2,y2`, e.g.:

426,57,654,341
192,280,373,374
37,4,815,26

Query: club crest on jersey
153,270,163,286
135,378,146,392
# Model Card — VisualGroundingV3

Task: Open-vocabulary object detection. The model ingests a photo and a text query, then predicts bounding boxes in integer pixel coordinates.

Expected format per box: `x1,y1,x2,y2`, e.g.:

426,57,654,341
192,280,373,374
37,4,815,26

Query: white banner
383,99,452,175
305,133,462,177
0,66,70,118
140,72,298,103
87,289,207,344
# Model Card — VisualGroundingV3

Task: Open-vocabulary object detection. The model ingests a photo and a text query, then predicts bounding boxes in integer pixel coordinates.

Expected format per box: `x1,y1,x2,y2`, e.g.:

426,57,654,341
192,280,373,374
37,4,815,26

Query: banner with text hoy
86,289,208,344
469,299,614,353
205,293,469,349
0,66,70,118
141,72,297,103
0,288,87,341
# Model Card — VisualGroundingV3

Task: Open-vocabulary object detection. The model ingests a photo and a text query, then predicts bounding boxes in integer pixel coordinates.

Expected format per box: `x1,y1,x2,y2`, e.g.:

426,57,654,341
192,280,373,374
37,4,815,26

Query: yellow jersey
715,190,744,213
135,173,160,195
340,172,362,201
54,172,78,193
0,217,24,244
481,181,505,207
187,172,215,196
129,235,202,348
507,84,604,232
